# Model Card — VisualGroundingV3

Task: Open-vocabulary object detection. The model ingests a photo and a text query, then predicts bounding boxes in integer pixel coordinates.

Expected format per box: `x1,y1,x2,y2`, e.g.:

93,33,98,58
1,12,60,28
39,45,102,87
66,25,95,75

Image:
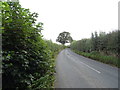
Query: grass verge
72,49,119,67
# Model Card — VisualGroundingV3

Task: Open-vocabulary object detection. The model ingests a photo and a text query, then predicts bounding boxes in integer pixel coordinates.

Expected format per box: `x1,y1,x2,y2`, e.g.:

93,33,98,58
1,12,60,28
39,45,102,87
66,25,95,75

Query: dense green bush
2,2,56,89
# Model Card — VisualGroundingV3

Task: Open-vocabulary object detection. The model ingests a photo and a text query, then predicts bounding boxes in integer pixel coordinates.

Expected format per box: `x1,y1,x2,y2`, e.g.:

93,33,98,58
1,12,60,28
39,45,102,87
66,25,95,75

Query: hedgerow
2,2,58,89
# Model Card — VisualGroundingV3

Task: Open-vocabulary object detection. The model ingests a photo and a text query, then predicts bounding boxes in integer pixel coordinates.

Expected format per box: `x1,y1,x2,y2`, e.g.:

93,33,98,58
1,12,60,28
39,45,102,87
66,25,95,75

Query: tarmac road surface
55,49,118,88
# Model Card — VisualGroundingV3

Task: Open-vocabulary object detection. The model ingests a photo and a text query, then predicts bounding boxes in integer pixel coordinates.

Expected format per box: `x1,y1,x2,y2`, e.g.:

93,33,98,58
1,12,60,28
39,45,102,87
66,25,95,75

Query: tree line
70,30,119,66
2,1,62,89
70,30,119,57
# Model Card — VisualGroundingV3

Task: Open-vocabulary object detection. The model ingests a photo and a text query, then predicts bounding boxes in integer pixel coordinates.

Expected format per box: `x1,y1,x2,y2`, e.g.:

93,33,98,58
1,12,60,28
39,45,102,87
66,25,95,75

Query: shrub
2,2,55,89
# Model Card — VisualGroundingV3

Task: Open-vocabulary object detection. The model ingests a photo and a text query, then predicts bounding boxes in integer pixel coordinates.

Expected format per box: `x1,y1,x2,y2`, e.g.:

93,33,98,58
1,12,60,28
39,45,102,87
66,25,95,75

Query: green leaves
70,31,119,56
70,30,119,67
2,2,56,89
56,31,73,45
2,2,10,11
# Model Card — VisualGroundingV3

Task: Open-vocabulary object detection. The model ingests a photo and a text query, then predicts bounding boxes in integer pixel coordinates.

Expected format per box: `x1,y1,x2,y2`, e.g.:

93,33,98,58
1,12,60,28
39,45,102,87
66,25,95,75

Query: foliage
71,30,119,56
45,40,63,57
73,50,118,67
2,2,58,89
56,31,73,45
91,31,118,55
70,30,119,67
70,39,92,52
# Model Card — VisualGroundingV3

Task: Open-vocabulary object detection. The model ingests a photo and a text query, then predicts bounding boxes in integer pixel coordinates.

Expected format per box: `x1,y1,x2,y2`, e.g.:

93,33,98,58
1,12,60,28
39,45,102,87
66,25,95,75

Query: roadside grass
72,50,119,67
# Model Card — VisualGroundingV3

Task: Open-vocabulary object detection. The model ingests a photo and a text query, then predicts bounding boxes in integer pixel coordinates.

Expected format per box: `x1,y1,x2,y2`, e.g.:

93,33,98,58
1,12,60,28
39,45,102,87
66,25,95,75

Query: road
55,48,118,88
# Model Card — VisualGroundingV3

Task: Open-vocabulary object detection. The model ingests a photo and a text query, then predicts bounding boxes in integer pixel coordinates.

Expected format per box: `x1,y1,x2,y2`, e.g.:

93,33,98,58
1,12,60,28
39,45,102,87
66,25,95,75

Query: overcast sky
19,0,119,43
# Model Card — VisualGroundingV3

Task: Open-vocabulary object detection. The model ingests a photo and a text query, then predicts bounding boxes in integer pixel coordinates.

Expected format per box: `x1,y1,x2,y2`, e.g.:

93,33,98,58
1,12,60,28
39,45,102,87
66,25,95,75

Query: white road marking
79,62,101,74
66,51,101,74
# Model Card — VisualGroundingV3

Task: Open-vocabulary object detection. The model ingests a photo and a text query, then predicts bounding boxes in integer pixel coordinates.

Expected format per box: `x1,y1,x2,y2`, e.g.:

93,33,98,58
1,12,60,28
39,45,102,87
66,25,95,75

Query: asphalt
55,48,118,88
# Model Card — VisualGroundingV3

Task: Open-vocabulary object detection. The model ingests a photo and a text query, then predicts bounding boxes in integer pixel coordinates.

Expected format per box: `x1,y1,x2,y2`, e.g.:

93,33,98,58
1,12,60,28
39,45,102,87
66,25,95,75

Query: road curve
55,49,118,88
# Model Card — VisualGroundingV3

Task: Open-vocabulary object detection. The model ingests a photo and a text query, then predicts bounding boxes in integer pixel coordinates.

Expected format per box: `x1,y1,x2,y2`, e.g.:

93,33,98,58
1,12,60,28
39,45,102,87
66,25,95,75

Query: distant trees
70,39,92,52
118,30,120,57
56,31,73,45
70,30,119,57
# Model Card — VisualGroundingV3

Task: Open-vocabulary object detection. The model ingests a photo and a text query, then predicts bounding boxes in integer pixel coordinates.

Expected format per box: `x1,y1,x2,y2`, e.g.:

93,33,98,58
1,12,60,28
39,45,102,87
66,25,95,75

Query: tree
98,32,106,51
91,32,99,51
56,31,73,45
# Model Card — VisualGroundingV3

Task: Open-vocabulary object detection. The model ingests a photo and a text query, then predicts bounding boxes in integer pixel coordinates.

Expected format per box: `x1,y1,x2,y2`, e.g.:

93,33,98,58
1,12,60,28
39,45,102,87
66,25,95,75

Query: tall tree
56,31,73,45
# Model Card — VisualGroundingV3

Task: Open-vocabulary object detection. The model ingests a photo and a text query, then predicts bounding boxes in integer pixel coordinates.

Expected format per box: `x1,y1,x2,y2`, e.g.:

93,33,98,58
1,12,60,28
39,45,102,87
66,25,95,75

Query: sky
19,0,119,43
